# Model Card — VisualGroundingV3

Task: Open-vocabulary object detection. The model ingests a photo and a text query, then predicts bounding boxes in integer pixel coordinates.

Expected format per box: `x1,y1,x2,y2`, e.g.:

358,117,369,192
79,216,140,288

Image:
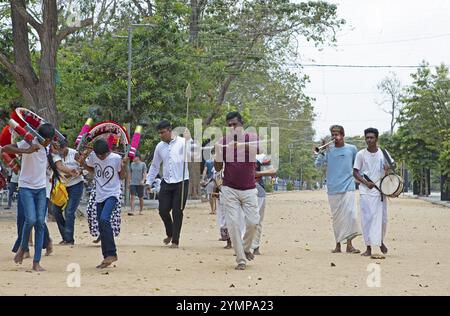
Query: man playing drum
353,128,393,258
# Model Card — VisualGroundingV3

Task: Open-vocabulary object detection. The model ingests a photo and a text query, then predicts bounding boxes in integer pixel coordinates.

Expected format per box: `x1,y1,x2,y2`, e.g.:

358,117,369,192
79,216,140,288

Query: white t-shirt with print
354,148,393,196
53,148,84,187
17,139,48,190
86,152,122,203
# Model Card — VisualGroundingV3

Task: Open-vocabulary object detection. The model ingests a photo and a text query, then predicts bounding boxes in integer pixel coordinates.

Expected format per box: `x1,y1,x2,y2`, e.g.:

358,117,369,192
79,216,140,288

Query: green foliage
286,181,294,191
1,1,346,168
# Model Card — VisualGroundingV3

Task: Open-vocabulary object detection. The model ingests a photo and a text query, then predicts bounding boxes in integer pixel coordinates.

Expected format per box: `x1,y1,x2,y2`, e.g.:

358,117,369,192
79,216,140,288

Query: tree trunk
188,162,201,199
35,0,59,125
189,0,206,46
1,0,93,127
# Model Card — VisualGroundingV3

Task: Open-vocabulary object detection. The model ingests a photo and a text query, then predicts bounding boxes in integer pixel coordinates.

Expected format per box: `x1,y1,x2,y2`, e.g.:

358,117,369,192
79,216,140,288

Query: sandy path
1,190,449,296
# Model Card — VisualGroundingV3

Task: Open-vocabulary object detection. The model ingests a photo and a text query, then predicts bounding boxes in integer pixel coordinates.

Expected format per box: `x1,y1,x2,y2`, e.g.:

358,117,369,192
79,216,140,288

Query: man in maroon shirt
214,112,260,270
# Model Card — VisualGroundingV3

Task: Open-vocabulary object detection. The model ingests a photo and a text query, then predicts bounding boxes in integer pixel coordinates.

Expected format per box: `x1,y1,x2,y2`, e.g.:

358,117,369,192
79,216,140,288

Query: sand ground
0,190,449,296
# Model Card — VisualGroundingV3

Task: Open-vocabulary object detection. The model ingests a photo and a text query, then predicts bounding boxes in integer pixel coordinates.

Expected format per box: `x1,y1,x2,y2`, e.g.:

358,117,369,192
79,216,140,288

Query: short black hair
38,123,55,140
330,125,345,136
364,127,379,138
93,139,110,155
226,111,243,123
156,120,172,131
59,138,68,148
59,133,68,148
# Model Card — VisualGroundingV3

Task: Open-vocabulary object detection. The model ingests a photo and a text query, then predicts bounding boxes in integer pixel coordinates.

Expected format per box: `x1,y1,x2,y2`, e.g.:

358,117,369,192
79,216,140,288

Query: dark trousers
158,180,189,245
97,197,118,258
53,181,84,243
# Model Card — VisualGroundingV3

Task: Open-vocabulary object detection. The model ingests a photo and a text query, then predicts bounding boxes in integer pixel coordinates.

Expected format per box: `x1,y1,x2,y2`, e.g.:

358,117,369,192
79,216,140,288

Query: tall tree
377,72,402,135
0,0,95,125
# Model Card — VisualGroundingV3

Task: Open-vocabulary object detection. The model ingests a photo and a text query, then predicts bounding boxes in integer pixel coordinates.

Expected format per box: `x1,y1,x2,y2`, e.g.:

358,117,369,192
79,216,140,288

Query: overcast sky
294,0,450,139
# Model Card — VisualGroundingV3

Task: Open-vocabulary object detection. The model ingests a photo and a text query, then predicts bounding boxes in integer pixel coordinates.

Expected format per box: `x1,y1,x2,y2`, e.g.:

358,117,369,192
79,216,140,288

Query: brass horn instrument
314,138,335,155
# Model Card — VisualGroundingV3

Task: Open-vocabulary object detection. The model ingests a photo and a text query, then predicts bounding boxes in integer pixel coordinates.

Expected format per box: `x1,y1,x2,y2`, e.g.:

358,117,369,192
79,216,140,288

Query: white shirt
53,148,84,187
146,136,190,185
86,152,122,203
354,148,392,196
46,168,53,199
17,139,48,189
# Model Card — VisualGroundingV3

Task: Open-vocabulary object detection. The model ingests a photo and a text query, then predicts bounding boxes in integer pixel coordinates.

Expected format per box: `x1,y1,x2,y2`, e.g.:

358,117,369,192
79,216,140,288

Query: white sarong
360,194,387,247
327,191,361,243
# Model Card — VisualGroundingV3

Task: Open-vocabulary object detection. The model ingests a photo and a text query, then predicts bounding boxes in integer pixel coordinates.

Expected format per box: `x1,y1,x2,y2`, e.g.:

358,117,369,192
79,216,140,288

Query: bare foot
346,247,361,254
169,243,179,249
245,251,255,261
253,247,261,255
45,241,53,256
361,250,372,257
224,240,232,249
14,248,25,264
139,211,143,215
96,256,118,269
235,263,246,270
370,254,386,259
23,251,30,259
380,243,388,254
163,237,172,245
331,248,342,253
32,262,46,272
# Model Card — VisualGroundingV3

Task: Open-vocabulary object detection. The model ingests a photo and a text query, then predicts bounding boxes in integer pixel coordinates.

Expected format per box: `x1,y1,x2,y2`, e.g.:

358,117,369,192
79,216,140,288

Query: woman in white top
51,138,83,245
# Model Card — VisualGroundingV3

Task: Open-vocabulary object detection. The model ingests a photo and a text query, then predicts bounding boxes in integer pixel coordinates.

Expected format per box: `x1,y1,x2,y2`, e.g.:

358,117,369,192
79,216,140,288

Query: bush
286,182,294,191
265,182,274,193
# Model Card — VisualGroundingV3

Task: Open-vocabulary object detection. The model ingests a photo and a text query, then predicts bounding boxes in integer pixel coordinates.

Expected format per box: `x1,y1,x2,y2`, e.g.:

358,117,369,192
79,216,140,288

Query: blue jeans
12,193,51,253
97,197,118,258
19,188,47,262
53,181,84,243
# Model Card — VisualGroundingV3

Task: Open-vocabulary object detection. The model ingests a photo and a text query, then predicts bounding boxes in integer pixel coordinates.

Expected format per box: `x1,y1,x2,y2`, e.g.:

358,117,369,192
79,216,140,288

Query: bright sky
294,0,450,139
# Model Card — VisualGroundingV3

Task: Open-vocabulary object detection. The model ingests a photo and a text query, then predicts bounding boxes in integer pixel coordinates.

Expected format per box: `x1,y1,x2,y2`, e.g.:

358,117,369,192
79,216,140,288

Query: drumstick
363,174,382,193
363,174,385,202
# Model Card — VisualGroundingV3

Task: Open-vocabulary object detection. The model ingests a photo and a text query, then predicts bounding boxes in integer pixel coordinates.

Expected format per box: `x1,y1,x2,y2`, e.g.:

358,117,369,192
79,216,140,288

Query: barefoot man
315,125,361,254
353,127,391,258
81,139,128,268
214,111,260,270
146,120,191,248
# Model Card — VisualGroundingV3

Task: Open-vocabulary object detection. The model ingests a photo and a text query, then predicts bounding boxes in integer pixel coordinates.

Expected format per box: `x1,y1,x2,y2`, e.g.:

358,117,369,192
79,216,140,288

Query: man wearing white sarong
315,125,361,254
353,127,390,257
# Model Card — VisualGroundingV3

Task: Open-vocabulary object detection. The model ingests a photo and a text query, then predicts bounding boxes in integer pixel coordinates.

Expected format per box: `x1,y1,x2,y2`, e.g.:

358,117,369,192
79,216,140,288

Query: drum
77,121,130,157
12,107,65,142
380,173,404,198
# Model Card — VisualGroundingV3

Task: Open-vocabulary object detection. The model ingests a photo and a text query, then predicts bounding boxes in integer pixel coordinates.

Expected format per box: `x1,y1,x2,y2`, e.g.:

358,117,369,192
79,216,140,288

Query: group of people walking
3,110,393,273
